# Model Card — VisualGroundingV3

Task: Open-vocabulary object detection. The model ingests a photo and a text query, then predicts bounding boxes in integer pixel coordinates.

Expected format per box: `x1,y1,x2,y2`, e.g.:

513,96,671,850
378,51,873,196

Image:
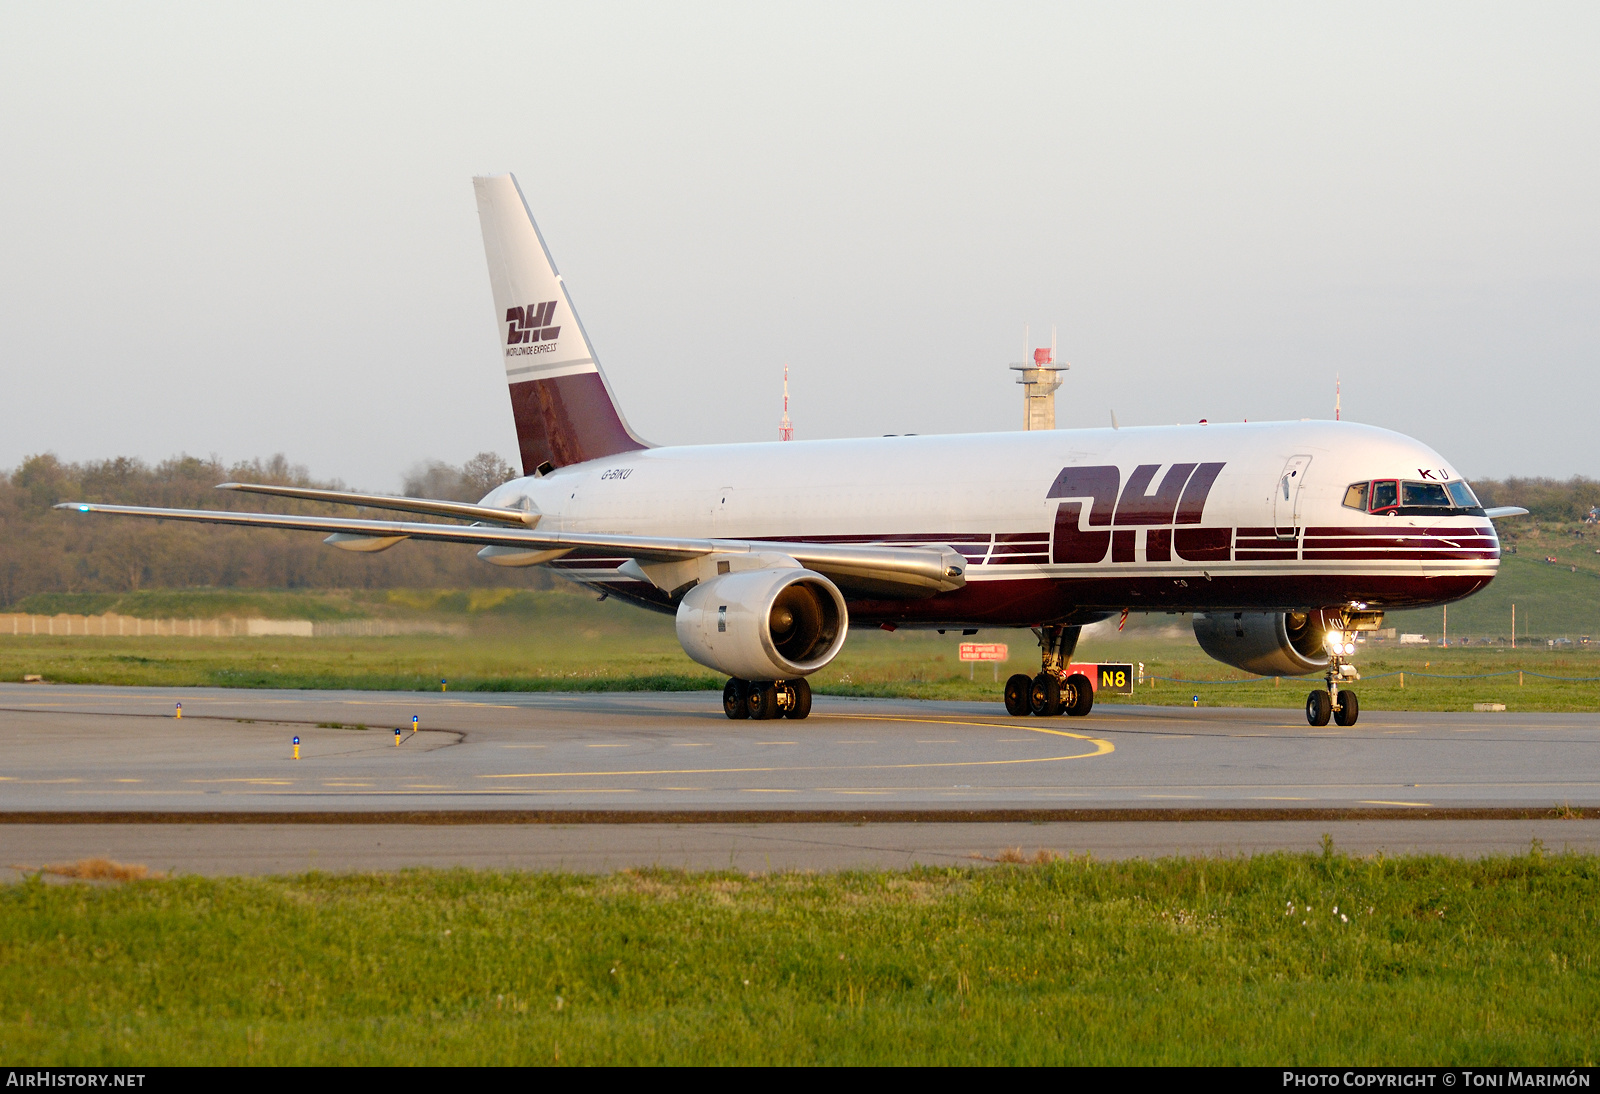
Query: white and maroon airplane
61,174,1526,726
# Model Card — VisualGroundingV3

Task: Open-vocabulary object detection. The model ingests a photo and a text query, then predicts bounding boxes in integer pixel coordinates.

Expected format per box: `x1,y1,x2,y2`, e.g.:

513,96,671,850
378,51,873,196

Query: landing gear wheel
723,678,749,720
1003,673,1033,717
783,678,812,720
1030,673,1062,717
1306,690,1332,727
747,682,779,720
1334,690,1359,727
1064,673,1095,717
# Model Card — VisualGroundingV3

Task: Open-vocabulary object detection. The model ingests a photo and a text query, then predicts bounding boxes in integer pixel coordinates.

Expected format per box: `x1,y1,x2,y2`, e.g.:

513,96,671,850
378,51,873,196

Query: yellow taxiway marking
187,778,293,785
482,746,1111,781
1359,800,1434,807
113,779,142,783
830,712,1117,749
481,717,1113,780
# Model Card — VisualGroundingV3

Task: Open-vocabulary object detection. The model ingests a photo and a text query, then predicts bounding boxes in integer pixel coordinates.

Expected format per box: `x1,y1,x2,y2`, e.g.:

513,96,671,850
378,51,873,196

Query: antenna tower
779,364,793,441
1010,324,1067,430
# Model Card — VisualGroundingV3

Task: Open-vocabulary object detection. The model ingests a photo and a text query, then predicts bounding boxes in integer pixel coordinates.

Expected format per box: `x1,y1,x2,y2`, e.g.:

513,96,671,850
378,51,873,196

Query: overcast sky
2,3,1596,490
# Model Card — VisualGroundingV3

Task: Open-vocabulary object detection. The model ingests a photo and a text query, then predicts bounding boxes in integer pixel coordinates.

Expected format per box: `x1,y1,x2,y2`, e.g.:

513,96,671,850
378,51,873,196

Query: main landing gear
723,677,812,720
1004,624,1094,718
1306,653,1361,727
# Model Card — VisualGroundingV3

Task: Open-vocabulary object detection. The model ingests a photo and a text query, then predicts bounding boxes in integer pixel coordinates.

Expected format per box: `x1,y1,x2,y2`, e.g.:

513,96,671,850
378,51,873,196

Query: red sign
959,643,1008,662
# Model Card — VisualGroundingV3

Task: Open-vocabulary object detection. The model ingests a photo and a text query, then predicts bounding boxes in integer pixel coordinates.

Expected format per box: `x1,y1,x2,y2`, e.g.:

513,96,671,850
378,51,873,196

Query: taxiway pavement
4,819,1597,880
1,683,1596,814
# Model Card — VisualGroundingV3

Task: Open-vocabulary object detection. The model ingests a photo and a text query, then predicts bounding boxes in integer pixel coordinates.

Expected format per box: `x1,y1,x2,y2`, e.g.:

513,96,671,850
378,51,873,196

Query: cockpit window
1344,477,1483,515
1401,481,1451,507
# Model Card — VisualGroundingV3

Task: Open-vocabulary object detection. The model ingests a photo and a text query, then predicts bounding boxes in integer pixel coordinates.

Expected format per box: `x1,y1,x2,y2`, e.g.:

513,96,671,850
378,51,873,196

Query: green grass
3,849,1597,1064
1387,553,1600,641
5,572,1600,712
4,628,1600,712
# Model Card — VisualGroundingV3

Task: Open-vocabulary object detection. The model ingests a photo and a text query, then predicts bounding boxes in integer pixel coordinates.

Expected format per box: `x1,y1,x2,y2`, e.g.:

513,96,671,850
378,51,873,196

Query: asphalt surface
2,684,1597,812
4,820,1597,879
2,684,1596,874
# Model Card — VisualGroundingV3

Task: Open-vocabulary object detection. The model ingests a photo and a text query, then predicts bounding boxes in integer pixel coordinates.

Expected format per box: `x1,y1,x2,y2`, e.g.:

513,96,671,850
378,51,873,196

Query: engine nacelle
1192,611,1333,677
676,568,849,680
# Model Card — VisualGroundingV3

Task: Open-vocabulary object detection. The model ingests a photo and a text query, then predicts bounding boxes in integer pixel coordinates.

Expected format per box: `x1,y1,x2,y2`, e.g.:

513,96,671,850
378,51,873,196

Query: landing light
77,505,91,512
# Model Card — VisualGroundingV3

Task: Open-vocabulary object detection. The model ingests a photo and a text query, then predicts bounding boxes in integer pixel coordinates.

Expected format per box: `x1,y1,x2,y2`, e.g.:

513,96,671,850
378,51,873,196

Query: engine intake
1192,611,1333,677
676,568,849,680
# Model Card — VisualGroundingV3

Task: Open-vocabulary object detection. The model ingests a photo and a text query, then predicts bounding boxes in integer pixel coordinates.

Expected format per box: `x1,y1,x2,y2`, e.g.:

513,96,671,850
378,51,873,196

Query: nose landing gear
1306,661,1361,726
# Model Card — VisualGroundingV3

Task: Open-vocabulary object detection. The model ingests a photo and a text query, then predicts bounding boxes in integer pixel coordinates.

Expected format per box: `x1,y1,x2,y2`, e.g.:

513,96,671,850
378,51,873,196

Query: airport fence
1141,670,1600,686
0,614,466,638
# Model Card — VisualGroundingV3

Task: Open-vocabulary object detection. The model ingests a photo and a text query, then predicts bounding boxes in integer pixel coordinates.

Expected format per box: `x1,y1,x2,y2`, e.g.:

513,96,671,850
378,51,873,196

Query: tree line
0,451,551,607
0,452,1593,607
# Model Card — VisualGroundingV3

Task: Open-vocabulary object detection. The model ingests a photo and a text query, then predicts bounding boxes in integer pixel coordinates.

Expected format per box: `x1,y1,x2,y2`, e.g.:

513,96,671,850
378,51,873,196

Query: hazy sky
2,3,1596,490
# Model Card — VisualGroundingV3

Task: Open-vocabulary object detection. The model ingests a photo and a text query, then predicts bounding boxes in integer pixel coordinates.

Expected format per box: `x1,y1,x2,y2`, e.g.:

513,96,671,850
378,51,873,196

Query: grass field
2,848,1596,1065
5,570,1600,712
3,618,1599,713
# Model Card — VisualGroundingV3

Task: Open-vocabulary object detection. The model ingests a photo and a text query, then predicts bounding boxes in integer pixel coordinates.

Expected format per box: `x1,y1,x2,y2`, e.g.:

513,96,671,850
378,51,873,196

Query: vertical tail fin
473,174,648,474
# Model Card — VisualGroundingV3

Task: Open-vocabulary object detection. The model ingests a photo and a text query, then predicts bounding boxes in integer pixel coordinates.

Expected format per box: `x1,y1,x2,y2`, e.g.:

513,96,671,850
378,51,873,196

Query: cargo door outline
1274,456,1311,540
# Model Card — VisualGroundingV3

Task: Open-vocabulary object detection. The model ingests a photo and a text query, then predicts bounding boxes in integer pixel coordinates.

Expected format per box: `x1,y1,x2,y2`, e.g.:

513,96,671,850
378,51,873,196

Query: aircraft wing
1484,506,1530,519
215,482,539,526
55,502,966,598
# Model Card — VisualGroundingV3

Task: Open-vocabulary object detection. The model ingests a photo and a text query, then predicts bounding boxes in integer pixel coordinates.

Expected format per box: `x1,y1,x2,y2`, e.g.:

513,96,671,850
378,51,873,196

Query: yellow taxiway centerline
480,717,1113,780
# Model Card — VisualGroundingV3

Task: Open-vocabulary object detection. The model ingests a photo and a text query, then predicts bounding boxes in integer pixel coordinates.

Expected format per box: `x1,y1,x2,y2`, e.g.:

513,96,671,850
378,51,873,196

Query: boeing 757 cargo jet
61,174,1527,726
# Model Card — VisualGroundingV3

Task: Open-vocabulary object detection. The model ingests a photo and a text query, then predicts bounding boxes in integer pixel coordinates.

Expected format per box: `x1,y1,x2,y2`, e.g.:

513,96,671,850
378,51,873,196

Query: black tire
723,678,749,719
1306,689,1332,727
1334,689,1359,726
747,682,779,720
1064,673,1095,716
1003,673,1033,716
784,678,812,719
1030,673,1062,717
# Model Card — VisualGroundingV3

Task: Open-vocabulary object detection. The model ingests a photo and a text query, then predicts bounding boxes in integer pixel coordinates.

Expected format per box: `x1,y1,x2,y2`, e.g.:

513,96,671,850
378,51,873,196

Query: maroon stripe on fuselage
844,572,1493,626
1302,550,1498,561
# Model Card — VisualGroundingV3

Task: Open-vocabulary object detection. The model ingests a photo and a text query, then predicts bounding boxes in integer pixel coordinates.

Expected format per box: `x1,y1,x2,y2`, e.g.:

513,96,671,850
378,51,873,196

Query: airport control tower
1010,345,1067,431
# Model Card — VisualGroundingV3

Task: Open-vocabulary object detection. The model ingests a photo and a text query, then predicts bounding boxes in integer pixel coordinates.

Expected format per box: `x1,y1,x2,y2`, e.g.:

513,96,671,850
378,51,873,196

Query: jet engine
1192,611,1334,677
676,567,849,681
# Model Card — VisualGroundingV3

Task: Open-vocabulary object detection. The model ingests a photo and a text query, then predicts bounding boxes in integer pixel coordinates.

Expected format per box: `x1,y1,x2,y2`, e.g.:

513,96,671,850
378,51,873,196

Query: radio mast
779,364,793,441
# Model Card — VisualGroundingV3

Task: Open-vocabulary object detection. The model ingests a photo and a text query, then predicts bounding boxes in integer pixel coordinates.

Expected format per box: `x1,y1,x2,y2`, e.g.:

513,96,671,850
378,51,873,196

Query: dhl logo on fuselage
1047,463,1229,564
